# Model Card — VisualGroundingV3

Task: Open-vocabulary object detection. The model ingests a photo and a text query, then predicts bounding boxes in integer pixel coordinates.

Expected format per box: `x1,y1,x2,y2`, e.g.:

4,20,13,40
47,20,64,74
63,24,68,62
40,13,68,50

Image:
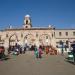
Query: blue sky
0,0,75,29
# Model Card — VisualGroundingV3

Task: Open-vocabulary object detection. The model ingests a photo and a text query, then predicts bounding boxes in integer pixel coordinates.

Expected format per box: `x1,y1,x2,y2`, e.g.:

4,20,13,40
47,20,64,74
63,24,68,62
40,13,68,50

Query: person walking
0,46,5,60
38,46,43,58
34,46,38,59
45,46,49,54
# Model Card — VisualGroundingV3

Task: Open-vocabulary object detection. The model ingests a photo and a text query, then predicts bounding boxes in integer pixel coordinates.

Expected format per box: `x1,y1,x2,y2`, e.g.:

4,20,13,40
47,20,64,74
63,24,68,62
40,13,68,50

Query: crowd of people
8,43,26,55
7,43,57,59
0,43,58,60
1,42,75,64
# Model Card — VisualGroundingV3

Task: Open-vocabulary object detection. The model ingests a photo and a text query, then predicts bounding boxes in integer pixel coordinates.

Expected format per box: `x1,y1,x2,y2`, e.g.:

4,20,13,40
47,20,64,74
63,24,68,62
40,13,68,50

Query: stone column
4,38,9,55
51,29,56,48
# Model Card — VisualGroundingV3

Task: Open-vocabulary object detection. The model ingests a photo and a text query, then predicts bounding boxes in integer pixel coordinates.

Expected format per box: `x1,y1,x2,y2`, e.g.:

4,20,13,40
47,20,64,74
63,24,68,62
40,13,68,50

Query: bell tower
23,14,32,28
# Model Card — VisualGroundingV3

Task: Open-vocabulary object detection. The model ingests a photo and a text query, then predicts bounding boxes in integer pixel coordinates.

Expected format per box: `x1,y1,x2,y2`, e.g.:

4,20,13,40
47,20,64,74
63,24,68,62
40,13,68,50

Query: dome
25,14,30,17
48,25,52,28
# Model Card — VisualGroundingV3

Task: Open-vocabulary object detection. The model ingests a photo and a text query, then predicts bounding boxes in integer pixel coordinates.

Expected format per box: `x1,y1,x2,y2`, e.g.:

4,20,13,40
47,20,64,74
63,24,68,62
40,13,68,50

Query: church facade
0,15,75,52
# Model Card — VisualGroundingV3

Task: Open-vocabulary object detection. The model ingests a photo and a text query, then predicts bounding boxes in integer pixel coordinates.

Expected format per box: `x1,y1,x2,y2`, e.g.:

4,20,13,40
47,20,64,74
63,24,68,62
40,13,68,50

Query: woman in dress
34,46,38,58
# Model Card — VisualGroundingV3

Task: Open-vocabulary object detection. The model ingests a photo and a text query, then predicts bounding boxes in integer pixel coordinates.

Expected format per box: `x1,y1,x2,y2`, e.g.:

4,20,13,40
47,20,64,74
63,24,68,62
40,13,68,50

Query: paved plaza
0,51,75,75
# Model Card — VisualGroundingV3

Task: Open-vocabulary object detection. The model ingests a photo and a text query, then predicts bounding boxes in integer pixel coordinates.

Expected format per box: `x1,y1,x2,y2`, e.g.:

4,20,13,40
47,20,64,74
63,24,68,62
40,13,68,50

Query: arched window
73,32,75,36
65,32,68,36
59,32,62,36
26,20,28,24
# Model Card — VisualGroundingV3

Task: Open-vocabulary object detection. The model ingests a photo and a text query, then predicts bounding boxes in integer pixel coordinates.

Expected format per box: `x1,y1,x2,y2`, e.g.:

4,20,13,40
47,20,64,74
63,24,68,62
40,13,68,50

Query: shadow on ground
0,56,10,61
65,58,75,65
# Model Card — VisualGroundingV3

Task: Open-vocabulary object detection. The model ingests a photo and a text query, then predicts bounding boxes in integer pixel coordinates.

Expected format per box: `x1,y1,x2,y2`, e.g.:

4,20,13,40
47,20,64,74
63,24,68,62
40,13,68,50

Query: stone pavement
0,51,75,75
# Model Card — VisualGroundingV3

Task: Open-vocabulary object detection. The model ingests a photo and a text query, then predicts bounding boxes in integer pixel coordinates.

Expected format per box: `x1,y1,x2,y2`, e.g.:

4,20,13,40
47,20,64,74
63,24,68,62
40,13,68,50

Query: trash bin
68,51,74,60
